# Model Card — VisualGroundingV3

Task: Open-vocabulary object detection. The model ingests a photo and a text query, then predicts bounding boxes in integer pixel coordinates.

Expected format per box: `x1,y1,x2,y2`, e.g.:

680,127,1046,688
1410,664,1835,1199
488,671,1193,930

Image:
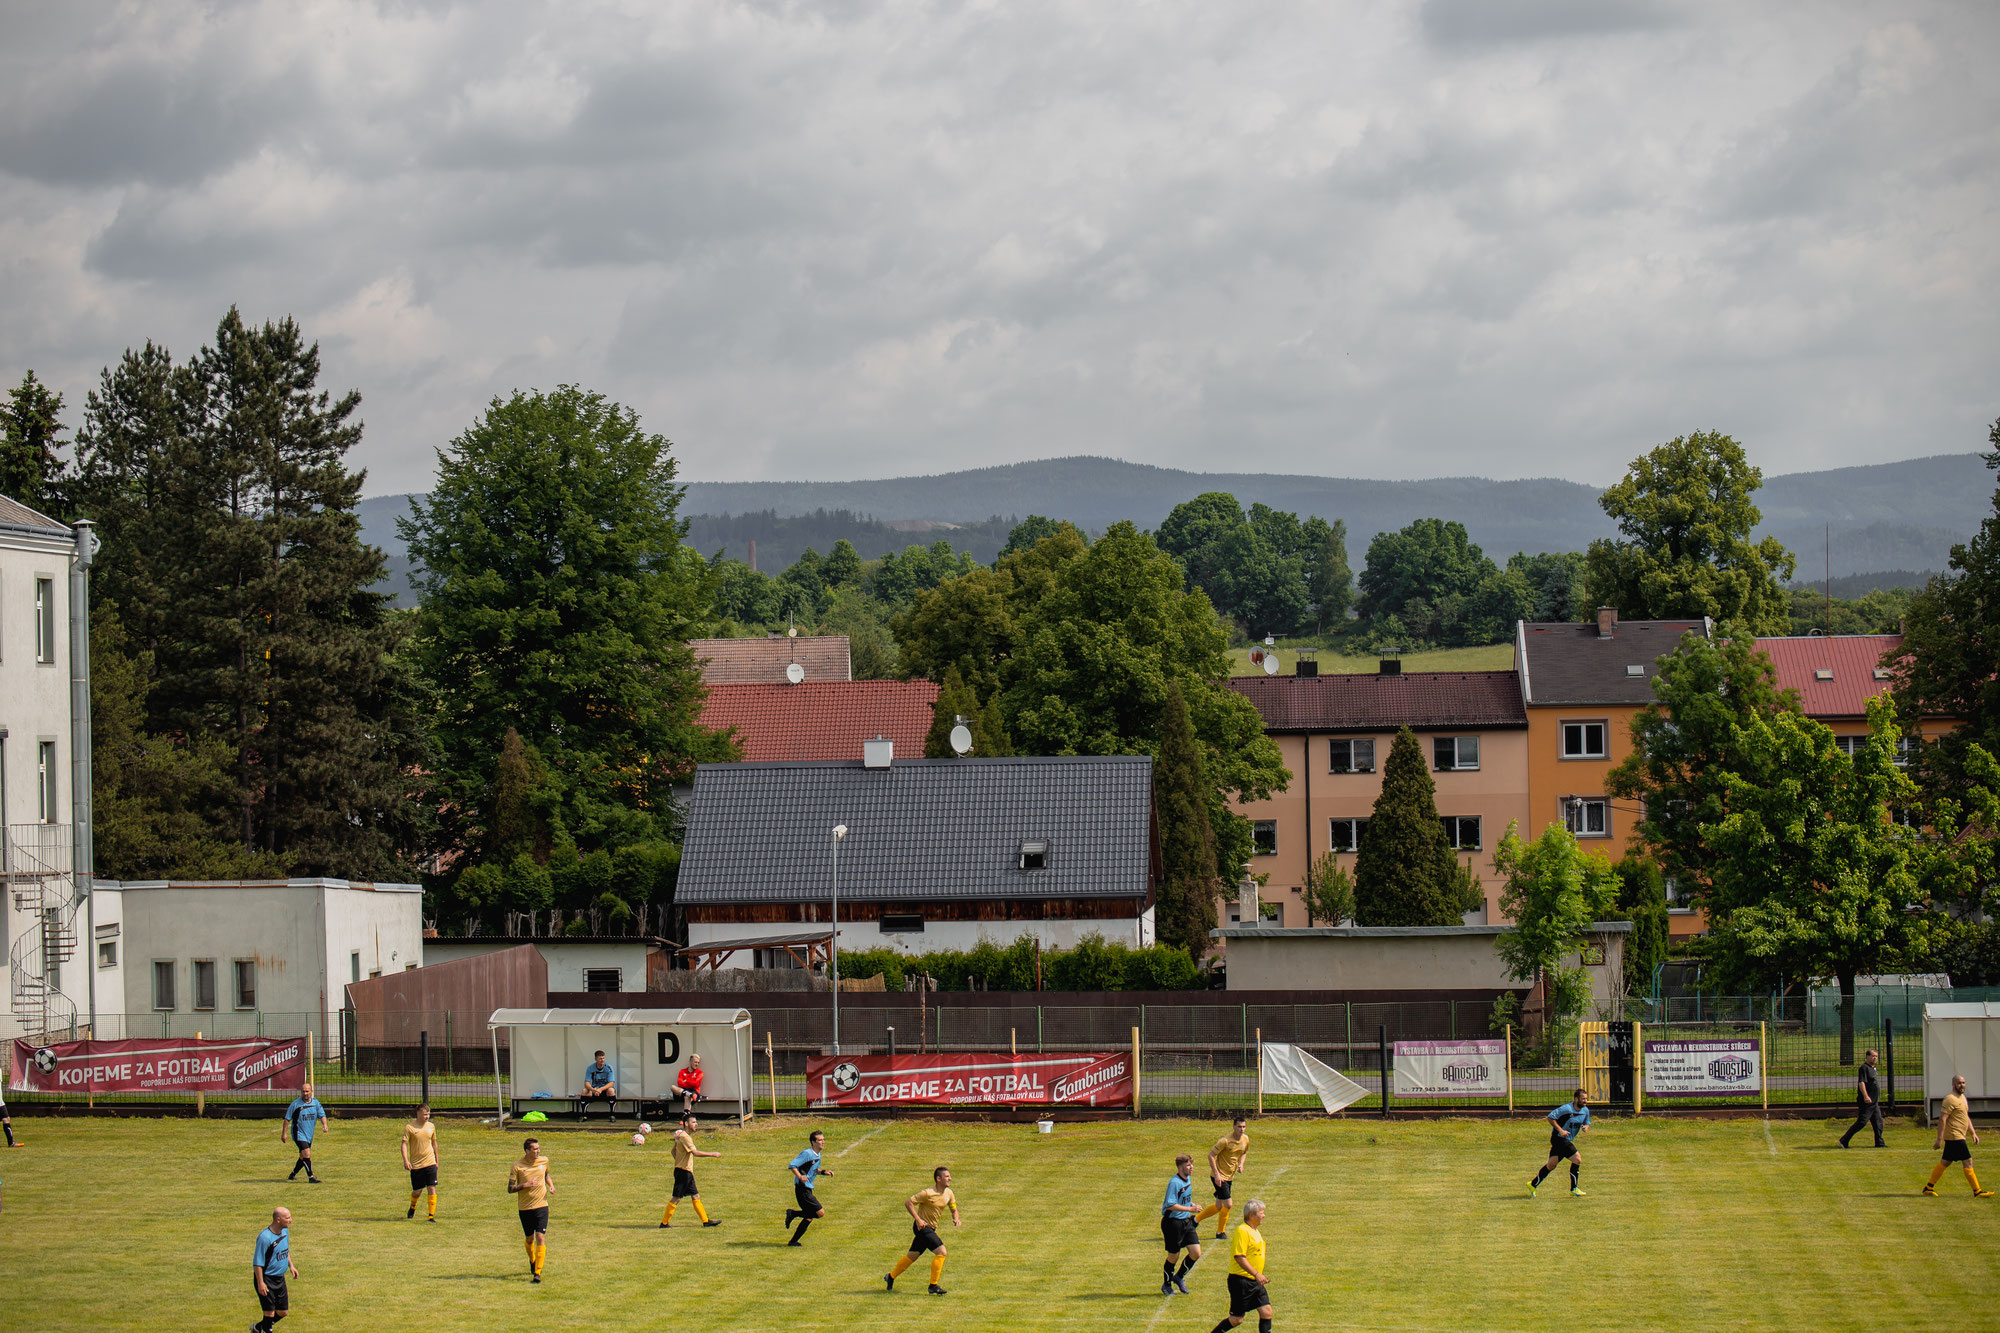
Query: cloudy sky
2,1,1995,497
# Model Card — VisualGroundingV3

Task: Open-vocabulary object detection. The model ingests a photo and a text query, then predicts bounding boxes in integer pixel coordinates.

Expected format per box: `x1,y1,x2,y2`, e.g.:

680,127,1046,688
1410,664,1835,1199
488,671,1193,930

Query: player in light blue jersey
1530,1089,1591,1197
1159,1152,1203,1294
283,1084,328,1183
783,1129,833,1246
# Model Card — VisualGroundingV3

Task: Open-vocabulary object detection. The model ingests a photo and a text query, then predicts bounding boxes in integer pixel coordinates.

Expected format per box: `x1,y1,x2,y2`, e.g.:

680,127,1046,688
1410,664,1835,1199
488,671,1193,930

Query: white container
1036,1120,1054,1134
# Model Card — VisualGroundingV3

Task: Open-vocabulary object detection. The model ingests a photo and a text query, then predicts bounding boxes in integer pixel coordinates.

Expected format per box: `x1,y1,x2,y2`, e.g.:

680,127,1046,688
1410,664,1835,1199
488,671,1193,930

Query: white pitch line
836,1123,890,1157
1763,1119,1778,1156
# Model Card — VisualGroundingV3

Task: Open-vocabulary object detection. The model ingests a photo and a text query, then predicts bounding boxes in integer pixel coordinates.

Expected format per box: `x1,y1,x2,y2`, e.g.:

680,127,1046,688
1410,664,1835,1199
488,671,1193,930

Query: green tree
1492,822,1619,1042
818,586,898,679
1702,699,1935,1063
1613,852,1669,998
1583,431,1795,631
1000,514,1068,557
1152,681,1221,957
1303,516,1352,630
1156,491,1246,594
710,557,781,626
1507,551,1589,622
1304,851,1356,926
0,369,68,513
1355,519,1501,646
1606,626,1798,905
822,538,864,588
402,385,735,927
923,664,1010,757
1352,727,1467,926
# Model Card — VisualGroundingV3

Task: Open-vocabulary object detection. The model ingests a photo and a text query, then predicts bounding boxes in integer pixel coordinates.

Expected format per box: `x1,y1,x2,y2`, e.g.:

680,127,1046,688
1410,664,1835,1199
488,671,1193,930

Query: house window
192,959,217,1011
1019,841,1049,871
152,960,177,1011
35,578,55,664
1564,798,1610,838
1835,733,1914,766
1251,820,1278,856
37,741,56,822
1440,815,1483,851
98,940,118,969
754,948,802,970
350,951,361,984
583,968,623,992
880,913,925,934
235,960,257,1010
1328,818,1369,853
1328,738,1375,774
1665,876,1692,913
1561,721,1608,760
1433,736,1479,771
1579,943,1607,967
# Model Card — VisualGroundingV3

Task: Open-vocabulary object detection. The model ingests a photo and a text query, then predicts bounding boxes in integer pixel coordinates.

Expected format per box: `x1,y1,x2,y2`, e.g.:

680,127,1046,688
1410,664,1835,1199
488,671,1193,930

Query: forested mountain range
358,452,1984,604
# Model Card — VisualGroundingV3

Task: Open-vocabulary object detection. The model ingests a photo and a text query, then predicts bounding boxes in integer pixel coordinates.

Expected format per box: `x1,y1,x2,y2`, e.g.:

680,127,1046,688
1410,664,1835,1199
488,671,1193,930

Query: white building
90,878,425,1038
423,936,666,994
0,498,90,1042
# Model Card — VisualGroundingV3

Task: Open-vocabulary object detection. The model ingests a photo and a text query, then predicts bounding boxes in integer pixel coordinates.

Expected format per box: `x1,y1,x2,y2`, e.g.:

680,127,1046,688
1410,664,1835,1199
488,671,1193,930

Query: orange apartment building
1225,665,1531,926
1516,609,1710,936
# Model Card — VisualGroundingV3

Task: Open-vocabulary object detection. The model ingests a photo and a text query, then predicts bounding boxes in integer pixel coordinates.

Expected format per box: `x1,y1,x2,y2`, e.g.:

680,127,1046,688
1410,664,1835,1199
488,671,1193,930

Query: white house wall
423,939,651,993
688,917,1150,966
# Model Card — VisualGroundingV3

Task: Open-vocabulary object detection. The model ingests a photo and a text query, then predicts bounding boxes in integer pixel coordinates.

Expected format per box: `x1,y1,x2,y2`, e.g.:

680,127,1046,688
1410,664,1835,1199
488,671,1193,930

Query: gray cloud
0,0,1995,499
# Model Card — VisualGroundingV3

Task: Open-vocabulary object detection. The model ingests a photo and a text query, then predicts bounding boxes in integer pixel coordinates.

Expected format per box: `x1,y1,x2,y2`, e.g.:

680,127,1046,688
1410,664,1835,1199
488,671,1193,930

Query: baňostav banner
8,1036,309,1095
804,1051,1132,1108
1641,1038,1761,1097
1392,1039,1509,1098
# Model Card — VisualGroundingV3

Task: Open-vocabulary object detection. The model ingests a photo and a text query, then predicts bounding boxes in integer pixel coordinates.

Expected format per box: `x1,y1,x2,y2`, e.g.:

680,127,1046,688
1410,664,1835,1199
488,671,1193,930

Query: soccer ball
637,1122,653,1136
31,1047,57,1075
830,1061,861,1092
631,1133,647,1146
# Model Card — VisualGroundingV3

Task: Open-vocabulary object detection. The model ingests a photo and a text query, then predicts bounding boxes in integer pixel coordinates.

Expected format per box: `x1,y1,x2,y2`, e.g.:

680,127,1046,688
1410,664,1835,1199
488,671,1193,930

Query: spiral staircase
6,824,78,1043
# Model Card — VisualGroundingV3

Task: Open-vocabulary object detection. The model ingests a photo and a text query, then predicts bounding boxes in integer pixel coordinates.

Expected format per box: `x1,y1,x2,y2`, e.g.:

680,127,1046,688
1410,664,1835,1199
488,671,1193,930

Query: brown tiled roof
699,680,940,761
1755,634,1902,719
1226,670,1526,733
0,495,69,534
1517,618,1707,706
689,635,851,685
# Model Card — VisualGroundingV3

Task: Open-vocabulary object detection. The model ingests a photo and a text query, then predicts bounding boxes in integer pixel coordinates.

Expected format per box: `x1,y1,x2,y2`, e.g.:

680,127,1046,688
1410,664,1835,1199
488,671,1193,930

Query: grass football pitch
2,1113,1994,1332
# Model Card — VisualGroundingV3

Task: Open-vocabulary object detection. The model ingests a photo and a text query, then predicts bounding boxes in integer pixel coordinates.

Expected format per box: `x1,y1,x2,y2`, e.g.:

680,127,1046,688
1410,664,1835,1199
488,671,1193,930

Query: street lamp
831,824,847,1055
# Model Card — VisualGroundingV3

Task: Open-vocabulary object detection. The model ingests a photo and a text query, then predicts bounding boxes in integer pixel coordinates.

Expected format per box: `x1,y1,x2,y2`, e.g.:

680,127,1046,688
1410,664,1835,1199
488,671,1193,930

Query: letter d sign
657,1031,681,1065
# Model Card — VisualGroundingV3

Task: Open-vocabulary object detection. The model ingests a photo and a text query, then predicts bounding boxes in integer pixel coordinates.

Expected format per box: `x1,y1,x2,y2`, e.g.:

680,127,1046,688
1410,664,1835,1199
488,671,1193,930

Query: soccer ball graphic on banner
631,1133,647,1146
830,1062,861,1092
31,1047,57,1075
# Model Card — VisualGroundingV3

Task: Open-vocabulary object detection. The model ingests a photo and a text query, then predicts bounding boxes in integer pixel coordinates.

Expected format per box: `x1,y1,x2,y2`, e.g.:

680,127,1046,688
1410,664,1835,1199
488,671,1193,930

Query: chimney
863,735,894,769
1597,607,1618,638
1238,874,1260,927
1294,657,1319,678
748,538,757,573
1378,658,1402,676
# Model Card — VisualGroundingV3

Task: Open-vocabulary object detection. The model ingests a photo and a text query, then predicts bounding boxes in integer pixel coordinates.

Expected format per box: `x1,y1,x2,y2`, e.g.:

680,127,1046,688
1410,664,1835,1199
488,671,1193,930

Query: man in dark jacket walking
1839,1048,1885,1148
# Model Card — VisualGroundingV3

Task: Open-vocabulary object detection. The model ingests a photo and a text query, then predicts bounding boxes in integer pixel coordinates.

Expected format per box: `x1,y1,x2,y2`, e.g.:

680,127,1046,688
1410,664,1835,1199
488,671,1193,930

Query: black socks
1176,1256,1196,1279
1533,1167,1550,1186
791,1218,812,1243
1260,1320,1272,1333
1570,1162,1580,1187
1211,1321,1235,1333
2,1121,12,1146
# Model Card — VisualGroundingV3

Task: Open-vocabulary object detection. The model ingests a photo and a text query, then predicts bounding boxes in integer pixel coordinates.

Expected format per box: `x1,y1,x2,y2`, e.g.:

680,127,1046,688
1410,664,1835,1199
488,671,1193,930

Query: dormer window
1019,841,1048,871
1625,664,1645,677
1814,669,1834,682
1872,668,1893,681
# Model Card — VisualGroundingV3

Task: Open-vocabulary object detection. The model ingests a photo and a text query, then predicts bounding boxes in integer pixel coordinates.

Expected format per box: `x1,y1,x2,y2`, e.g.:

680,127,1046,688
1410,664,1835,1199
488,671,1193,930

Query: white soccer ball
31,1047,57,1075
637,1122,653,1136
631,1133,647,1146
831,1061,861,1092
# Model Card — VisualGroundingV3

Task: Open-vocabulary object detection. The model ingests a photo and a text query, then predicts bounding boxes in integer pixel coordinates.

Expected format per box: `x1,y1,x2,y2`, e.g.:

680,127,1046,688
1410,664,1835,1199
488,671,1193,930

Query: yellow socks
1194,1203,1218,1223
1216,1206,1231,1232
534,1239,545,1275
525,1237,536,1270
692,1198,711,1224
427,1192,436,1220
664,1201,678,1224
1965,1166,1983,1194
410,1190,421,1211
890,1255,915,1278
929,1255,946,1286
1928,1161,1949,1188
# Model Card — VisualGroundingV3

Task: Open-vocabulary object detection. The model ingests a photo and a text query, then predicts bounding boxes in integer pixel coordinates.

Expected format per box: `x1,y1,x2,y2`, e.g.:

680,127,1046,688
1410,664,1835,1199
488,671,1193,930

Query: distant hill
356,453,1990,604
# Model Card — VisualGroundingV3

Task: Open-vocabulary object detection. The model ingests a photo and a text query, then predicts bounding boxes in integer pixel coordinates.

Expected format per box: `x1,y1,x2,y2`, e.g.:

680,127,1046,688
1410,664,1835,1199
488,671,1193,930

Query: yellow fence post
1011,1028,1017,1056
1132,1026,1141,1119
1255,1028,1263,1116
1761,1021,1769,1113
1505,1023,1514,1113
766,1030,777,1120
195,1032,204,1117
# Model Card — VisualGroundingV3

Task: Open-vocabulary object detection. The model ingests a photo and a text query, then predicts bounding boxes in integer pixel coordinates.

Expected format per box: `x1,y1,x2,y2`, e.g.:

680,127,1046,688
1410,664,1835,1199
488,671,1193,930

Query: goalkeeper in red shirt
676,1054,705,1115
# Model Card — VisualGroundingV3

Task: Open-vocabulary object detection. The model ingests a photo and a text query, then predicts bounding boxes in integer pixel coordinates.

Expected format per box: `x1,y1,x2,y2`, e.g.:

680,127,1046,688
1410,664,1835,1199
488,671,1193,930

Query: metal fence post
446,1011,454,1076
1378,1024,1390,1118
1241,1004,1248,1072
1037,1006,1043,1053
1885,1018,1896,1114
887,1026,896,1059
420,1030,431,1106
1345,1002,1352,1072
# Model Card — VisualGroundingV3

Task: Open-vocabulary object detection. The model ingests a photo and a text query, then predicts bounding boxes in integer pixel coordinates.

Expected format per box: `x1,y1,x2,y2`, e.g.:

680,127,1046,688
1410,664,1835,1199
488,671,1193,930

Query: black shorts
1227,1274,1269,1315
673,1167,700,1198
1161,1214,1199,1252
583,1087,615,1100
1549,1133,1577,1161
909,1224,945,1254
256,1274,289,1313
1944,1139,1973,1163
409,1165,438,1190
518,1206,549,1236
794,1180,822,1214
1212,1179,1233,1201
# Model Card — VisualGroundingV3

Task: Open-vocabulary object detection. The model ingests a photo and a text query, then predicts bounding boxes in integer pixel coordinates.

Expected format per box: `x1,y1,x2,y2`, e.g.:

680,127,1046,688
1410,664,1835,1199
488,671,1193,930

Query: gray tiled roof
0,495,69,534
676,754,1154,904
1518,618,1708,705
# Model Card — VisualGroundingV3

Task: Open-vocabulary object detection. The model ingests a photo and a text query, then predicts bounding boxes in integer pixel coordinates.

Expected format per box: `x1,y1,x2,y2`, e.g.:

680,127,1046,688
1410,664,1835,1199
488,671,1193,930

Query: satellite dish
1248,649,1264,665
785,661,805,685
1263,653,1280,676
788,624,798,639
949,723,973,755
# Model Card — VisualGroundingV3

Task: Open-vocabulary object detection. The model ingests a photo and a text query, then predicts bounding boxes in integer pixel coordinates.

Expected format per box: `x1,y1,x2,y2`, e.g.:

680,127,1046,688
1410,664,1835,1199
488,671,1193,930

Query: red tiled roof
1226,670,1526,733
699,680,940,761
1754,634,1902,719
690,636,851,685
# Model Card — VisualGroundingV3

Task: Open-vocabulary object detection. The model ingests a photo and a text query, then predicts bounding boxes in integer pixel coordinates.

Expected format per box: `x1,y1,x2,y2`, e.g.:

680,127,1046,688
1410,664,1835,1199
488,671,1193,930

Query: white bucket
1036,1119,1054,1134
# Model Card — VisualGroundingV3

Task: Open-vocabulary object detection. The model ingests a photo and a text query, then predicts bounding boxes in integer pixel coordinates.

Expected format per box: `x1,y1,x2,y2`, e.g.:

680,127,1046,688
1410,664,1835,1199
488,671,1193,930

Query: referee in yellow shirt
1205,1199,1273,1333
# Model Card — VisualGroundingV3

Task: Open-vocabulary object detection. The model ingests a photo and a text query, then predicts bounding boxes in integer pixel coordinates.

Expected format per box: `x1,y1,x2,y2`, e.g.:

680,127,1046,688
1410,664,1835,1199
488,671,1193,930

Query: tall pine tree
1353,727,1465,926
0,370,69,513
1153,681,1220,957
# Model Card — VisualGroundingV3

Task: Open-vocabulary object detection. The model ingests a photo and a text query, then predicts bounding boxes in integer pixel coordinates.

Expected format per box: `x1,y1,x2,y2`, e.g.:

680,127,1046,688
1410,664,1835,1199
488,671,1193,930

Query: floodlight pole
831,824,847,1056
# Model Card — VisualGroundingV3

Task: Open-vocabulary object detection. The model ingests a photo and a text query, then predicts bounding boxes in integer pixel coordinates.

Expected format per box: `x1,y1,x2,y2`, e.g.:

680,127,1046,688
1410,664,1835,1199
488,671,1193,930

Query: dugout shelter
488,1007,755,1126
1922,1001,2000,1121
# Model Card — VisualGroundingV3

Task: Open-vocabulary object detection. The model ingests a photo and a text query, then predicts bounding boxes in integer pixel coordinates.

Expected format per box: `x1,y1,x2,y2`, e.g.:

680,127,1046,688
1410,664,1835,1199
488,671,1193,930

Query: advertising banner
1393,1039,1509,1098
1642,1038,1761,1097
804,1051,1132,1108
9,1036,309,1095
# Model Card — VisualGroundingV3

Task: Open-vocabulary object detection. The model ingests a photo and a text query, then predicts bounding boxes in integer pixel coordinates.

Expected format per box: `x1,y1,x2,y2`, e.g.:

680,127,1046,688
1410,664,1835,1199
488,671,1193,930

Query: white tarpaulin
1260,1044,1370,1114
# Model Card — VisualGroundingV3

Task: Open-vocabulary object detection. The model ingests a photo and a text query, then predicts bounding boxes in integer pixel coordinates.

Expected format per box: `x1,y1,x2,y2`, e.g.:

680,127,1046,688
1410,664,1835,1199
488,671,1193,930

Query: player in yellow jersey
1205,1199,1272,1333
1195,1116,1251,1239
507,1138,554,1282
661,1110,723,1227
401,1104,439,1220
885,1165,960,1296
1924,1074,1992,1197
